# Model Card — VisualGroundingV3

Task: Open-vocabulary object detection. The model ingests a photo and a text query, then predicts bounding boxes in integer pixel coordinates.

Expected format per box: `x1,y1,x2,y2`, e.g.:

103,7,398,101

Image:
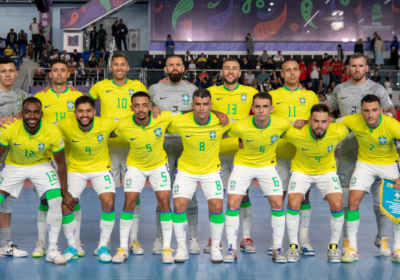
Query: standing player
112,92,180,264
207,58,259,253
0,97,75,264
327,53,396,255
283,104,349,262
337,95,400,263
223,92,291,263
270,60,319,255
57,96,117,263
169,89,232,263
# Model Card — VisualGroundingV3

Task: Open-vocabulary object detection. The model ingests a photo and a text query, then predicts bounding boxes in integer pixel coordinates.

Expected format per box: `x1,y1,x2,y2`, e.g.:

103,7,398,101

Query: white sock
0,227,11,247
74,201,82,243
155,206,162,239
374,205,387,238
173,211,187,249
345,209,359,250
330,210,344,245
47,196,63,251
120,210,133,249
225,208,240,250
99,211,115,248
393,223,400,250
37,203,48,243
271,208,285,249
239,200,251,239
62,213,77,248
342,207,348,238
287,208,300,245
300,203,311,240
130,202,140,242
210,212,225,248
160,211,173,249
187,193,198,239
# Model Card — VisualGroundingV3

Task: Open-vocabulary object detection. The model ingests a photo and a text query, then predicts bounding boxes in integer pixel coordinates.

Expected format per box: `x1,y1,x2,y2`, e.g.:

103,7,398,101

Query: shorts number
227,104,237,115
55,112,66,122
104,175,111,184
161,171,167,182
85,147,91,155
369,144,375,151
272,176,280,187
146,144,152,152
25,150,35,157
315,156,321,163
117,98,127,109
260,146,265,153
288,106,296,118
351,106,357,115
199,142,205,151
215,181,222,191
46,171,58,183
332,177,339,186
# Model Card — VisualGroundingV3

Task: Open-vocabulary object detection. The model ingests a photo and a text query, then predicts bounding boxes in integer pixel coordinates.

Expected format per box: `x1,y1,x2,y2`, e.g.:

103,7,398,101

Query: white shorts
277,157,291,191
350,161,400,194
68,170,116,199
228,164,283,196
124,164,171,193
173,169,223,201
109,146,129,187
0,162,60,199
288,171,342,198
33,160,58,194
220,154,255,192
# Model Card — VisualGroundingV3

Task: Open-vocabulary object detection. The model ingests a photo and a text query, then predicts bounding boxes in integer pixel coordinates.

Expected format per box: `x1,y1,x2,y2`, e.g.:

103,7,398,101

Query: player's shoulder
2,118,22,131
69,90,84,98
269,87,284,96
42,119,61,133
334,80,352,91
93,79,112,87
117,115,133,126
34,89,48,99
207,84,221,93
366,80,387,95
271,114,291,126
239,84,259,95
128,79,146,89
14,88,28,97
57,116,74,127
298,89,317,97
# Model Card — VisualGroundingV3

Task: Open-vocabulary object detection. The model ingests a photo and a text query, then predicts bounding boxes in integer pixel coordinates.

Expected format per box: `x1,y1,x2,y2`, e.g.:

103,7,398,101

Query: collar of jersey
133,112,152,129
366,114,382,133
223,84,240,92
77,118,94,133
23,120,42,138
309,125,326,140
252,115,271,130
193,113,211,126
283,86,299,92
112,79,128,87
50,87,70,95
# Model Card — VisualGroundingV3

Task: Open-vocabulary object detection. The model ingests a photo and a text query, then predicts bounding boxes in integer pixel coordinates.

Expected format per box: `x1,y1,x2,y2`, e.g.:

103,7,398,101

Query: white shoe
342,238,349,255
211,247,223,263
189,237,200,254
374,236,391,256
286,244,300,263
392,249,400,263
46,247,67,265
162,248,175,264
112,248,129,263
129,241,144,255
174,246,189,263
0,241,28,257
272,248,287,263
97,246,112,263
240,238,256,253
32,240,46,257
341,247,359,263
63,246,78,262
77,241,85,257
204,238,222,253
93,241,110,256
152,238,163,254
223,245,237,263
299,238,315,256
327,244,341,263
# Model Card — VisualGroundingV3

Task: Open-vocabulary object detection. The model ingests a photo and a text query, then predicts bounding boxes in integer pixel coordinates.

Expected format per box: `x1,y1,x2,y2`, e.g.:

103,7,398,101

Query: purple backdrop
40,0,52,42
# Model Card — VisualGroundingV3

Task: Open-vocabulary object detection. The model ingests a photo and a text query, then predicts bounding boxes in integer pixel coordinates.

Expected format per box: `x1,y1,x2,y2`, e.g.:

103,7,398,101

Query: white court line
325,0,330,3
359,18,364,23
384,0,391,4
304,10,320,27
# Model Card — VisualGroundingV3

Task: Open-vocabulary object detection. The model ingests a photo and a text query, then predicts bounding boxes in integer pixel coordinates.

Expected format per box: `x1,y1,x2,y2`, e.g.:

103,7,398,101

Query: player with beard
326,53,396,256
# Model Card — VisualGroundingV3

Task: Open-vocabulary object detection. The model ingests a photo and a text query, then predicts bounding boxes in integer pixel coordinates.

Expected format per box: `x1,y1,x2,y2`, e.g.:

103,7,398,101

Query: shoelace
207,238,212,246
115,248,127,256
381,239,389,250
343,240,349,249
77,241,84,247
131,241,142,248
345,248,356,256
162,248,175,256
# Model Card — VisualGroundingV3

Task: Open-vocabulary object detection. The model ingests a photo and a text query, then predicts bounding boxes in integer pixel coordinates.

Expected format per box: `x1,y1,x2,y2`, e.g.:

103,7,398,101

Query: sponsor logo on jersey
379,136,387,144
300,97,306,105
395,190,400,200
129,89,135,95
328,145,334,152
271,135,278,144
154,127,162,138
67,101,74,110
241,94,247,102
210,131,216,139
230,180,236,190
290,182,296,190
38,143,45,151
173,185,179,195
182,94,190,104
97,135,104,142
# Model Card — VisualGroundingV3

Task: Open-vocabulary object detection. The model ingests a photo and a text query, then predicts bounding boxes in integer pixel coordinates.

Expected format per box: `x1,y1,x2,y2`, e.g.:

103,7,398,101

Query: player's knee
158,197,170,210
287,198,301,210
101,199,114,212
270,199,283,210
61,203,72,215
330,200,343,212
347,196,361,210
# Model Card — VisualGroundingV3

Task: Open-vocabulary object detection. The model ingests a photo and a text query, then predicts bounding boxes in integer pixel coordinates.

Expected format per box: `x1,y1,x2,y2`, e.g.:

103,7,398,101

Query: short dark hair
311,104,329,116
166,55,183,64
54,49,59,52
131,91,150,102
47,41,51,45
0,57,17,68
223,57,240,66
193,88,211,99
349,52,367,64
247,33,251,36
23,97,42,108
51,59,68,69
75,96,95,109
253,92,272,104
361,94,381,106
111,53,128,62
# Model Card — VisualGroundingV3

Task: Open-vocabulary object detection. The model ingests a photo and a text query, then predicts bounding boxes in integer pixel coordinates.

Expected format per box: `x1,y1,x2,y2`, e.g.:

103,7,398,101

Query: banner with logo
380,179,400,224
40,0,52,42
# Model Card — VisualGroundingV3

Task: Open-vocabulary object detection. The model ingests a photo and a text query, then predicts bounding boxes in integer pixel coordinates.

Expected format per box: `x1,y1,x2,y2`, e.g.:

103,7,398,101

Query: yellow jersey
282,123,349,174
270,86,319,159
337,114,400,165
168,112,232,175
57,117,117,173
35,88,83,124
0,119,65,166
115,111,180,171
226,115,291,168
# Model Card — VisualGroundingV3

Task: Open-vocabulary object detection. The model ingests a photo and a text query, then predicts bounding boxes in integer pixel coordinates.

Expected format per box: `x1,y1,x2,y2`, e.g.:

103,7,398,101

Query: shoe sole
287,259,298,263
189,250,200,254
112,260,125,264
78,254,85,257
300,251,315,256
273,259,287,263
98,259,112,263
32,255,44,258
46,260,67,265
329,260,341,263
174,259,186,263
163,260,174,264
212,259,223,263
341,258,358,263
153,251,162,255
374,242,392,256
268,250,273,255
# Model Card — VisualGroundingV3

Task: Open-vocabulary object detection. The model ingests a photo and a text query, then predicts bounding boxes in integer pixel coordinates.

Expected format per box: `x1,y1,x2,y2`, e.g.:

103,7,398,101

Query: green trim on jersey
252,115,271,130
112,79,129,87
53,146,65,154
223,84,240,92
50,87,70,96
133,112,152,130
77,118,94,133
309,125,327,141
23,120,42,138
88,91,97,100
0,142,8,148
283,86,299,92
193,113,212,126
366,114,382,133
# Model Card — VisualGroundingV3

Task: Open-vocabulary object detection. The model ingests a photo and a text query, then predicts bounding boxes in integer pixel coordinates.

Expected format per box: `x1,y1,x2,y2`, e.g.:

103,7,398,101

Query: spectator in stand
374,35,384,68
27,40,34,59
337,44,346,63
270,77,280,90
244,69,255,84
192,77,199,87
0,38,6,51
89,26,98,51
242,79,248,86
246,33,254,56
166,34,174,55
189,60,196,69
306,81,314,91
97,24,107,51
365,55,376,71
273,51,284,63
41,49,50,66
322,53,329,63
78,57,86,69
50,49,59,62
308,60,320,89
118,19,128,51
271,70,282,85
265,58,274,70
45,41,54,56
370,32,378,58
257,50,269,64
342,65,351,83
209,58,221,69
263,78,271,92
326,87,333,102
390,36,399,66
33,62,45,86
112,20,120,50
384,74,393,99
321,57,332,90
316,78,326,95
88,51,98,62
88,56,98,76
255,61,263,70
329,81,336,92
251,79,262,91
13,44,21,56
331,57,343,84
354,39,364,54
71,49,80,63
60,50,70,61
99,49,109,65
33,31,46,62
199,77,210,88
4,45,13,57
197,53,207,63
299,59,307,83
69,57,77,67
98,56,106,77
317,93,326,103
241,56,252,70
7,29,17,44
199,68,209,81
67,60,76,76
257,67,270,84
17,32,28,46
29,17,41,46
184,51,193,64
370,70,381,84
182,69,192,81
155,60,164,69
141,56,154,69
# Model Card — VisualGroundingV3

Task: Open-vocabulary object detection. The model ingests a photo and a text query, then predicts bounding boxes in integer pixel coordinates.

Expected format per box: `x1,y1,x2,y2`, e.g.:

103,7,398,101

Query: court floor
0,187,399,280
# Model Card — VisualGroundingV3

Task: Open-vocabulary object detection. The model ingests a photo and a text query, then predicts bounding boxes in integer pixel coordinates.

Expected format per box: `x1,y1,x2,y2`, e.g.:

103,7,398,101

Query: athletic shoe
268,242,274,255
129,241,144,255
0,241,28,257
77,241,85,257
97,246,112,263
152,238,163,254
374,236,391,256
286,244,300,263
299,238,315,256
32,240,46,257
46,247,67,265
93,241,111,256
327,244,341,263
240,238,256,253
223,245,237,263
341,248,358,263
211,247,223,263
174,246,189,263
342,238,349,255
189,237,200,254
391,249,400,263
112,248,129,263
162,248,175,264
203,238,222,253
63,246,78,262
272,248,287,263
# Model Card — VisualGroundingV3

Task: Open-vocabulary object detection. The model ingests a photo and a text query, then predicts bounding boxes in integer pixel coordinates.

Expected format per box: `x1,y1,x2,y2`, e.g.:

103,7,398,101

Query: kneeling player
57,96,117,263
283,104,349,262
223,92,291,263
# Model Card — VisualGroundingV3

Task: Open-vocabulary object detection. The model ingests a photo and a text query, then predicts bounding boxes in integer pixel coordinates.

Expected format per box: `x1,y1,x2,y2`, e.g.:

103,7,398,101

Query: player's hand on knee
151,106,162,118
62,192,76,212
0,116,16,128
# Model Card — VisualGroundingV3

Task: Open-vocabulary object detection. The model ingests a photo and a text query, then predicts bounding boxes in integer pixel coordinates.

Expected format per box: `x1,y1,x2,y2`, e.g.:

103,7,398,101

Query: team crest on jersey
300,97,306,105
328,145,334,152
97,135,104,142
17,99,21,109
271,135,278,144
67,101,74,110
154,127,162,138
0,177,4,185
173,185,179,195
129,89,135,95
290,182,296,190
126,178,132,188
241,94,247,102
395,190,400,200
38,143,45,151
340,174,345,183
230,180,236,190
379,136,387,144
182,94,190,104
350,177,357,186
210,131,216,139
